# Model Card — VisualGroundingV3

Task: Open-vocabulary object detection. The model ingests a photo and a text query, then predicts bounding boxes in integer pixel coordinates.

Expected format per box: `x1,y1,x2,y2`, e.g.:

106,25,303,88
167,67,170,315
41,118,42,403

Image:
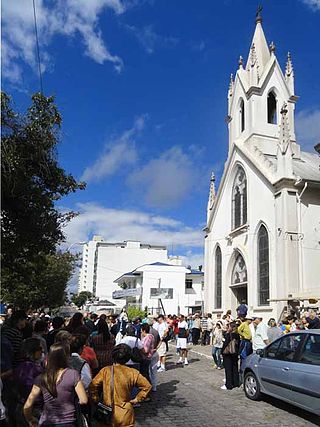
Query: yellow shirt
237,322,252,340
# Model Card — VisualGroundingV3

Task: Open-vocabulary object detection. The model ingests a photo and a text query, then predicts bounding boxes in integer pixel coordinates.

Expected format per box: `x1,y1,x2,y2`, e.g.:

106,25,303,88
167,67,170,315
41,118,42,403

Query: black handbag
131,338,144,364
94,365,114,423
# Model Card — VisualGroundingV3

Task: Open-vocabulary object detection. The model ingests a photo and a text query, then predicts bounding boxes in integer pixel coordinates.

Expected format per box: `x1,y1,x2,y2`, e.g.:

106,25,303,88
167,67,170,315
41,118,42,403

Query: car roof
287,329,320,335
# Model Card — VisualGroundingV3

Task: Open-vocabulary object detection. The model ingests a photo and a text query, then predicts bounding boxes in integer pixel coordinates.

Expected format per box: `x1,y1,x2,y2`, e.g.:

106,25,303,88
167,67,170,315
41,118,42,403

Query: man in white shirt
176,315,189,365
153,315,168,372
252,317,269,351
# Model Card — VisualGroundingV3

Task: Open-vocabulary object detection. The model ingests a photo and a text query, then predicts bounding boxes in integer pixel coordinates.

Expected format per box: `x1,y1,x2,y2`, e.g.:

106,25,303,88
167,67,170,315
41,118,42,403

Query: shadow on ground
262,395,320,426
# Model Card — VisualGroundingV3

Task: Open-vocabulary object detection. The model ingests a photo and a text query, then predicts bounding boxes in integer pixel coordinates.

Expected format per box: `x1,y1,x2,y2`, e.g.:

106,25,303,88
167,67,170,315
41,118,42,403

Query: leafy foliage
127,305,147,321
1,92,86,309
71,291,93,309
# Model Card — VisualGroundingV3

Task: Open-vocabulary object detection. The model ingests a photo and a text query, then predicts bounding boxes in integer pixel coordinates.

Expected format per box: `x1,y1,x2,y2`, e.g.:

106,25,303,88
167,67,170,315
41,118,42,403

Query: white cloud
301,0,320,11
295,109,320,149
2,0,125,84
62,202,203,250
128,146,206,208
124,24,179,54
81,115,146,182
180,250,204,270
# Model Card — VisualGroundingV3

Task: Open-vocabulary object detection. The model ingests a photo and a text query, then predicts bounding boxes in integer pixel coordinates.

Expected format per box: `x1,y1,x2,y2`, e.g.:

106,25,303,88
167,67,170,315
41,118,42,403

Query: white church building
204,12,320,321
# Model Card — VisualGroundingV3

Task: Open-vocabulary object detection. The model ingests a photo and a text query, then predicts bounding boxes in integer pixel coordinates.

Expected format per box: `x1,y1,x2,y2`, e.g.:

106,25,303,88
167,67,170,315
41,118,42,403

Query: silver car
242,330,320,415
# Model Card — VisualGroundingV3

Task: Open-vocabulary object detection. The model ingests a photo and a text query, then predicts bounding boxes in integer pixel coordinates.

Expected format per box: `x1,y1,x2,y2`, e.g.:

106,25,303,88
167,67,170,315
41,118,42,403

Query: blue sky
2,0,320,270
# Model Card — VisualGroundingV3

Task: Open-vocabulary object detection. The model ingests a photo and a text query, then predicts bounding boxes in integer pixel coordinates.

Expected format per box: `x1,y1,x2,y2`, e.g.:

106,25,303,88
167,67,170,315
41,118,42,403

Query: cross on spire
256,5,263,23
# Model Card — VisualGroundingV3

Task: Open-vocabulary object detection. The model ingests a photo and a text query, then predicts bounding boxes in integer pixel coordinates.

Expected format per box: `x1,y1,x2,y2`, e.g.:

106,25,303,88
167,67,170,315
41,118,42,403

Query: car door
257,334,304,401
287,333,320,415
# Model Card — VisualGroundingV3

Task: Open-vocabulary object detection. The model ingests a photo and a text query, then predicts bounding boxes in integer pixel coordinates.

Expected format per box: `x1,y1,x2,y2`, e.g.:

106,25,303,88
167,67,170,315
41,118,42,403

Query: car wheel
244,371,261,401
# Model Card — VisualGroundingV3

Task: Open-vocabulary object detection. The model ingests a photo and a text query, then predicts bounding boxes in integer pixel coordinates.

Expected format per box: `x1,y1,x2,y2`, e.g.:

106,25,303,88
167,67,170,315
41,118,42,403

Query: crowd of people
0,305,319,426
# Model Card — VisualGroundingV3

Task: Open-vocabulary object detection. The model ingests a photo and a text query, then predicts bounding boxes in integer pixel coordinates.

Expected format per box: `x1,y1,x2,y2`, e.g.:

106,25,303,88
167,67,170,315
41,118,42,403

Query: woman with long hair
221,321,240,390
91,320,115,368
23,344,87,427
90,344,151,427
65,312,87,335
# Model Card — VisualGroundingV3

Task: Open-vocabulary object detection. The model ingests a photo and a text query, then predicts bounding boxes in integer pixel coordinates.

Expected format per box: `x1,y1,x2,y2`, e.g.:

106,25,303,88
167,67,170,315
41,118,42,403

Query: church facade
204,13,320,321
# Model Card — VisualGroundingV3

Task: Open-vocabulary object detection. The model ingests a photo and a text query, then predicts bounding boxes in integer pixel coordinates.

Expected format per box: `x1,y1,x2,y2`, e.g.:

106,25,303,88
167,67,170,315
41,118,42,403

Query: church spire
208,172,216,209
246,6,270,77
285,52,295,95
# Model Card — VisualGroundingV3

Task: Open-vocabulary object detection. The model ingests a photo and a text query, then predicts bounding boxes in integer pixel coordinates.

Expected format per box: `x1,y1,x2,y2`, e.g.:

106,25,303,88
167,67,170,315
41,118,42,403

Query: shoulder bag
131,338,144,364
93,365,114,423
222,334,237,355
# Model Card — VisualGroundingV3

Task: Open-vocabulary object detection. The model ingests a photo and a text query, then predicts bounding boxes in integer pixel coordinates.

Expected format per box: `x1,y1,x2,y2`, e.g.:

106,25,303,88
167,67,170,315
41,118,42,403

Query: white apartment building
78,237,169,305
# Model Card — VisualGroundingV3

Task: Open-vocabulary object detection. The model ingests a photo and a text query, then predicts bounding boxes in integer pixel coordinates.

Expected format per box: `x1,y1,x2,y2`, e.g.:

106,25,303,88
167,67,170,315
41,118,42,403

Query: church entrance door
231,285,248,306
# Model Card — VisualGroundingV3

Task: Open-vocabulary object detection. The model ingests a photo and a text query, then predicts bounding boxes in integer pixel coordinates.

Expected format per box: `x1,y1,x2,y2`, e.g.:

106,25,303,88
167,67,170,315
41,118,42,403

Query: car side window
298,334,320,366
265,339,281,358
273,334,303,362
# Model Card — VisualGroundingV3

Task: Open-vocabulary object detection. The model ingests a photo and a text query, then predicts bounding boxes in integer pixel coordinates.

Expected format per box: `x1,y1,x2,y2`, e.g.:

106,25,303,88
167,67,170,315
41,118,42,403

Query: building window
215,246,222,309
232,166,247,229
267,92,277,124
232,253,247,285
240,98,245,132
258,225,270,305
185,279,193,289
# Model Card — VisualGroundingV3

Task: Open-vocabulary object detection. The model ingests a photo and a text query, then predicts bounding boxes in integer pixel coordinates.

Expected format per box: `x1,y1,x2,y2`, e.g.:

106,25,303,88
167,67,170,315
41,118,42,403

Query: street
135,346,320,427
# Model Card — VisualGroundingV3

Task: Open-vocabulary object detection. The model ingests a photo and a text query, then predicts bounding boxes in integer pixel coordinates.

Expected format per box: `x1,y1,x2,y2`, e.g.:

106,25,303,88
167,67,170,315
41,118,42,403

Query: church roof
264,150,320,183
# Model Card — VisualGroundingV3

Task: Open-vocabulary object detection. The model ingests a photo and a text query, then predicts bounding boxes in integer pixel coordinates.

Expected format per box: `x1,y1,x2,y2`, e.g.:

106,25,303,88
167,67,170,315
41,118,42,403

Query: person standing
237,316,253,369
212,322,224,369
176,315,189,366
90,344,151,427
153,315,168,372
200,314,209,346
221,322,240,390
252,317,269,352
207,313,214,345
23,344,88,427
91,320,115,368
267,318,283,342
2,310,27,368
46,317,64,351
191,314,201,345
236,300,248,319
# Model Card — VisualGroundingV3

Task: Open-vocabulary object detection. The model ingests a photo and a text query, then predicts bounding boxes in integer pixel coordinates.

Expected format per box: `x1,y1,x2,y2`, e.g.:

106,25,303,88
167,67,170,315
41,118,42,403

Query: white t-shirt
154,321,168,339
120,336,143,365
252,322,269,351
178,320,188,330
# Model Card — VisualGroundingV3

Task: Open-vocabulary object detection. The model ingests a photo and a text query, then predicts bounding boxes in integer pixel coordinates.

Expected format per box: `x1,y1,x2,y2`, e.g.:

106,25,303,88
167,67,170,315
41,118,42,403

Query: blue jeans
212,346,223,368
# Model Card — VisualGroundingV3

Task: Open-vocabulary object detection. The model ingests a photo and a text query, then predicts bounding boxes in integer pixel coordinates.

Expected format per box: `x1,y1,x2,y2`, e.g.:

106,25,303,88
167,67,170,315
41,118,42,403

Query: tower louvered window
215,246,222,309
258,225,270,305
232,166,247,230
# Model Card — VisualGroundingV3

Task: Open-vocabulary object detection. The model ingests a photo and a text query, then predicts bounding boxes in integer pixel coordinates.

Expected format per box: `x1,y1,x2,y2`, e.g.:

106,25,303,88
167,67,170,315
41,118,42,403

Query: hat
245,315,253,320
252,316,262,320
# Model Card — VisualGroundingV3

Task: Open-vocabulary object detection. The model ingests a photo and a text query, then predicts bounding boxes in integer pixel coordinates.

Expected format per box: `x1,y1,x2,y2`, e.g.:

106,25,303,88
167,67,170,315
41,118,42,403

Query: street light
67,241,87,252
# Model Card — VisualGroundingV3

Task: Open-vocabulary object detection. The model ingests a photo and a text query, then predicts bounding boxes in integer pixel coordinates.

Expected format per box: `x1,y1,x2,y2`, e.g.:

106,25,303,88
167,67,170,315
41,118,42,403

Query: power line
32,0,43,94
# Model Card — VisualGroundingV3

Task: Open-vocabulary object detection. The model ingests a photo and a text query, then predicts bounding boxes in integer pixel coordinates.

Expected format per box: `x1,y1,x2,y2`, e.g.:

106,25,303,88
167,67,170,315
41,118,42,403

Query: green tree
127,305,147,321
1,92,85,309
71,291,92,309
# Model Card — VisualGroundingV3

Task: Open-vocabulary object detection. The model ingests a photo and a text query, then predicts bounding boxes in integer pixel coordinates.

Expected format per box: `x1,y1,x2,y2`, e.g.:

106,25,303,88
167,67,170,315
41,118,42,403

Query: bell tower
227,7,300,158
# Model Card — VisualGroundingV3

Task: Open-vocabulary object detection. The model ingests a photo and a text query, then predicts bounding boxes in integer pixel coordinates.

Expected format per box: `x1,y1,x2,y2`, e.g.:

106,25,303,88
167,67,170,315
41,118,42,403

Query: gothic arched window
232,253,247,285
240,98,245,132
267,91,277,124
258,225,270,305
215,246,222,309
232,166,247,229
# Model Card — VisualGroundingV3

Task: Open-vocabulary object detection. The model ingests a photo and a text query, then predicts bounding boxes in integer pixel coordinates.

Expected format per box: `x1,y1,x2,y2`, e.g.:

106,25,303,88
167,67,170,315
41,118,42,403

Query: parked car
242,330,320,415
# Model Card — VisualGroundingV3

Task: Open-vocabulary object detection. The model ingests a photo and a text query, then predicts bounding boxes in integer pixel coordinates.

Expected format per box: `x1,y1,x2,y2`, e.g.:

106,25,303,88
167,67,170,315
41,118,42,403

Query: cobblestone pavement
135,345,320,427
